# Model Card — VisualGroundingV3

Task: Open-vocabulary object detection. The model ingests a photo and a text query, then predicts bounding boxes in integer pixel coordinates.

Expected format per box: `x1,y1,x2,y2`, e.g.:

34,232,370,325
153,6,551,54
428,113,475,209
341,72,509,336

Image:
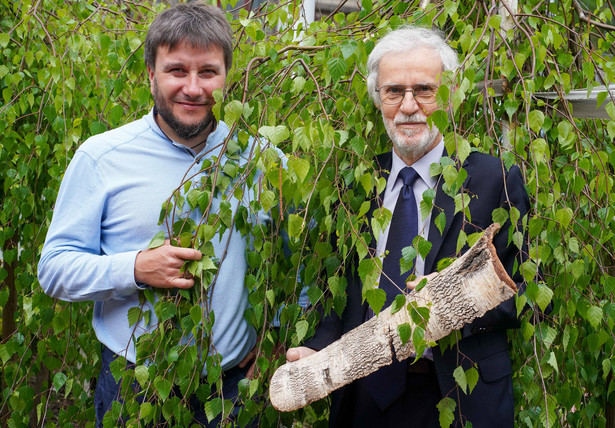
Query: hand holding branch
134,240,202,289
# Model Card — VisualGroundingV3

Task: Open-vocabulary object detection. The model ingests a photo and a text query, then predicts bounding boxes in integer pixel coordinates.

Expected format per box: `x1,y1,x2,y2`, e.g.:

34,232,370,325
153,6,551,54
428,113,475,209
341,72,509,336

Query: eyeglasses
375,84,438,105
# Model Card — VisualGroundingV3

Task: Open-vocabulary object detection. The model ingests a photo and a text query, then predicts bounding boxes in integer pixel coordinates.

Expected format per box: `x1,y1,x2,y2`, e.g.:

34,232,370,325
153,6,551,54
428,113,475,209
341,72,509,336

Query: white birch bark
270,223,517,412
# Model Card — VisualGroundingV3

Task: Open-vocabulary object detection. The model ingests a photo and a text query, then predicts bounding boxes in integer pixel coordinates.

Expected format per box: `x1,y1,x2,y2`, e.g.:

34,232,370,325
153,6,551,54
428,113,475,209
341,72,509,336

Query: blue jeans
94,345,251,427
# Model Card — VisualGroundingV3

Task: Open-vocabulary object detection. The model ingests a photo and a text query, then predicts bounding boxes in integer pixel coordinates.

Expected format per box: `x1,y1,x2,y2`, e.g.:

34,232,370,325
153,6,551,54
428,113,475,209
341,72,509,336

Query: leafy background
1,0,615,426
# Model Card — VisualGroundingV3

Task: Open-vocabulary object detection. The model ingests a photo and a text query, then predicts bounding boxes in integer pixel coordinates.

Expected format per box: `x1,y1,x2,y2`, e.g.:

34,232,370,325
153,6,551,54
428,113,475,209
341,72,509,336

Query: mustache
393,112,427,125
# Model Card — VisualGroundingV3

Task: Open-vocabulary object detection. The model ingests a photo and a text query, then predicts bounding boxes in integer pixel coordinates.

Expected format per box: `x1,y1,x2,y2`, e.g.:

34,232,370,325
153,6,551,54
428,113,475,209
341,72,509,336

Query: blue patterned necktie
380,166,420,307
363,166,420,410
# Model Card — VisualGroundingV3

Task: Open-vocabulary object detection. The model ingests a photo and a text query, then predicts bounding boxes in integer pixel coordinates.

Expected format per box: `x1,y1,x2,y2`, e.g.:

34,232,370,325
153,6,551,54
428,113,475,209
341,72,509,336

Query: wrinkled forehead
378,48,444,84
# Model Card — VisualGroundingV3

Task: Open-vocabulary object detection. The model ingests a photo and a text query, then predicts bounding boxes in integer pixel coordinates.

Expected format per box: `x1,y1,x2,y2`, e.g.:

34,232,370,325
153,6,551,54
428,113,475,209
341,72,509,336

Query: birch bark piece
269,223,517,412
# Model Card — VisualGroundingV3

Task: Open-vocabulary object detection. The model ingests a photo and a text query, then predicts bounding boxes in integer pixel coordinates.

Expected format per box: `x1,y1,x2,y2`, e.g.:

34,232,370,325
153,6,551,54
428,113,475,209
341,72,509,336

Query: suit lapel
424,151,472,273
366,153,392,250
367,150,473,274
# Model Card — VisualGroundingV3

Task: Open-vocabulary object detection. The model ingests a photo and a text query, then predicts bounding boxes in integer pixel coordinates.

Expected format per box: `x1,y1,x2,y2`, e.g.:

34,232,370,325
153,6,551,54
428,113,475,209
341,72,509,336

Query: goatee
384,112,440,163
153,78,214,141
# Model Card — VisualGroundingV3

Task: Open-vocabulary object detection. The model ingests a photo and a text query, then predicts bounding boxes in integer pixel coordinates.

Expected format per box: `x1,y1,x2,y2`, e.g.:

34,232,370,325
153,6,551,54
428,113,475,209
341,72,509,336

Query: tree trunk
270,223,517,412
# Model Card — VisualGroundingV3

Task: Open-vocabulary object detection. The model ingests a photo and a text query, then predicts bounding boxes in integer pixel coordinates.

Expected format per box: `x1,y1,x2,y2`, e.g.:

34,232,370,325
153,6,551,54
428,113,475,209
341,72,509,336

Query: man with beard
38,3,262,426
287,27,530,427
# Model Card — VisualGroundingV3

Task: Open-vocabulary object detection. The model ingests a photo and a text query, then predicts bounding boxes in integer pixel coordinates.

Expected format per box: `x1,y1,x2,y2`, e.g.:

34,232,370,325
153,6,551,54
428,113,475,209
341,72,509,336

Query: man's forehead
156,40,222,58
378,49,444,77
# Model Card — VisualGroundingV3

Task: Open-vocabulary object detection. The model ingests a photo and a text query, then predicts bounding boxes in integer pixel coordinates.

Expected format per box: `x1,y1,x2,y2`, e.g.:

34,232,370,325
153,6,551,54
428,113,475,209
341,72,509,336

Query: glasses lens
380,86,404,104
413,86,437,104
379,85,438,105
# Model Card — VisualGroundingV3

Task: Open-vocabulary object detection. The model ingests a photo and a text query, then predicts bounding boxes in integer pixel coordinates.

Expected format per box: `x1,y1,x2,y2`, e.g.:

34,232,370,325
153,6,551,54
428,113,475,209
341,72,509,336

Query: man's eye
385,86,404,95
415,85,436,95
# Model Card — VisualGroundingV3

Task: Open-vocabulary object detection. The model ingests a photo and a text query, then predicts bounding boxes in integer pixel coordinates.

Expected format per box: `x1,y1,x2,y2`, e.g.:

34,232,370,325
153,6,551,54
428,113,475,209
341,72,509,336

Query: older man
38,3,263,426
288,27,530,427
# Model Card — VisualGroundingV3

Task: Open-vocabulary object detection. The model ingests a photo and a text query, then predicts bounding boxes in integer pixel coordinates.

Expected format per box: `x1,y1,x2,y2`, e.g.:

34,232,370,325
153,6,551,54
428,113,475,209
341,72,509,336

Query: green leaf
607,121,615,140
435,211,446,234
291,76,306,93
205,397,222,422
390,294,406,315
0,345,11,365
416,236,432,259
158,301,177,321
53,372,67,392
586,305,603,330
327,57,347,82
154,376,172,401
259,190,275,213
414,277,428,292
535,285,553,313
135,365,149,388
453,365,467,393
365,288,386,315
288,157,310,183
224,99,243,125
295,320,309,342
555,207,573,229
127,307,142,327
397,323,412,345
0,65,9,79
528,110,545,133
400,245,417,274
258,125,289,146
466,367,479,393
0,33,10,48
429,110,449,133
436,397,456,428
340,40,357,59
148,231,166,249
420,188,436,221
546,351,559,374
288,213,304,238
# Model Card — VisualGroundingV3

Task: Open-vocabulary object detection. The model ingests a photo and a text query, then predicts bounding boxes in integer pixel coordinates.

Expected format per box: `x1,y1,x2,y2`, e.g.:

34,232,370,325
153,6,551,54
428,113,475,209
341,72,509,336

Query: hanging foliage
1,0,614,426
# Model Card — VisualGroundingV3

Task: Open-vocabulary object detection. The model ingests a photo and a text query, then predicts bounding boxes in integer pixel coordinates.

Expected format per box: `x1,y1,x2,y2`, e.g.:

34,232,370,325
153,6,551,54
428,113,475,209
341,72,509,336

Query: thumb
286,347,316,362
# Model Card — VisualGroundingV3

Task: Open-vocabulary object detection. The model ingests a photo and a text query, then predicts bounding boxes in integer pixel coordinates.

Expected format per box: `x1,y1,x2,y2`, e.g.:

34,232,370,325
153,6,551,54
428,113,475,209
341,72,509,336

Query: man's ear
147,65,155,94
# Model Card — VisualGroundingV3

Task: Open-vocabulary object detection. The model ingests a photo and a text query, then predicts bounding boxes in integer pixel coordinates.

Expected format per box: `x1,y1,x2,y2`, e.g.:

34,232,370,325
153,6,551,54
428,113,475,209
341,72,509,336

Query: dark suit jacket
305,150,531,427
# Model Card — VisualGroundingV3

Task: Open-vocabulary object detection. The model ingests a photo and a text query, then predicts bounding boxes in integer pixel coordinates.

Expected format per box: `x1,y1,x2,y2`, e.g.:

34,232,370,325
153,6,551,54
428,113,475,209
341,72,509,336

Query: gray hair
366,26,459,107
144,2,233,73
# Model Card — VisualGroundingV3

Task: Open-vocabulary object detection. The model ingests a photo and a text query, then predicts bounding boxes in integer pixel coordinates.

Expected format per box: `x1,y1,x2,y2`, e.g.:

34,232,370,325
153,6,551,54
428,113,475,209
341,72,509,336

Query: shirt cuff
113,250,146,297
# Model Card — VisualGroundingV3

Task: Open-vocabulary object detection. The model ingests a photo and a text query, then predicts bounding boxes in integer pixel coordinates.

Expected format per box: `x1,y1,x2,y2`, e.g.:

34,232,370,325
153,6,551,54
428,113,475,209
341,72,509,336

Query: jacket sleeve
461,164,531,336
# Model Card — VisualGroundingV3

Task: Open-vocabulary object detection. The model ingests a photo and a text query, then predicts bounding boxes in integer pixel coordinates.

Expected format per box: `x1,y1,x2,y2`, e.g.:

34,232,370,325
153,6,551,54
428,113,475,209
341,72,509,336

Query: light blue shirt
38,109,264,369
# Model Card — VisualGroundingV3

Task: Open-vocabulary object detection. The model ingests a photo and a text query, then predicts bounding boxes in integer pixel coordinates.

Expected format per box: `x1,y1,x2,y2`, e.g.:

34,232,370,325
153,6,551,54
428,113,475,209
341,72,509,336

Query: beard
152,78,214,141
383,111,441,163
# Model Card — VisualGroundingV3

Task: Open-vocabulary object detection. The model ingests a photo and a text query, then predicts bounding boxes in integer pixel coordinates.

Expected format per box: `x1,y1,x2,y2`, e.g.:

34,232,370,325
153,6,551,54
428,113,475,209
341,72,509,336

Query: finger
167,277,195,289
406,277,422,289
239,347,257,368
286,347,315,362
406,272,437,289
172,247,203,261
246,361,256,379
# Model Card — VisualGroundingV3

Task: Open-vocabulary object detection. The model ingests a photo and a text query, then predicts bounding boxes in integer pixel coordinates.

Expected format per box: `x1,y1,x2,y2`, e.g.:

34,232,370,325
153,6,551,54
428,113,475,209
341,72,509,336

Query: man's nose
183,74,202,97
399,90,420,115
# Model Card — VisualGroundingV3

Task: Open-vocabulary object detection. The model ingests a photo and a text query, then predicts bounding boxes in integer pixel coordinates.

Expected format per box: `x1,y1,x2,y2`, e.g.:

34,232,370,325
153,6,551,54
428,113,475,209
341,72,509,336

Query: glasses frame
375,84,439,106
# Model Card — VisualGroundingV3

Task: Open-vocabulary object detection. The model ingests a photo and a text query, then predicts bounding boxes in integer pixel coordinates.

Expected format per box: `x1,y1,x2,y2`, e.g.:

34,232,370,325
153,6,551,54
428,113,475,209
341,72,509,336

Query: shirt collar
147,107,220,159
388,139,444,191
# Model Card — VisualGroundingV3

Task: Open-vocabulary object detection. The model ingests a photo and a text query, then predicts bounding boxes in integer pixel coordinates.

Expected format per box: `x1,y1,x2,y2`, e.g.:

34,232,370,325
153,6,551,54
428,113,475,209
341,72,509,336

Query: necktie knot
398,167,419,198
399,167,419,186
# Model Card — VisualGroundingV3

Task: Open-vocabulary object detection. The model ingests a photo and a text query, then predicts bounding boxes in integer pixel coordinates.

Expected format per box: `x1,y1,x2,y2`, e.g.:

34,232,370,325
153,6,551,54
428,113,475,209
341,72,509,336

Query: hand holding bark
269,223,517,412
